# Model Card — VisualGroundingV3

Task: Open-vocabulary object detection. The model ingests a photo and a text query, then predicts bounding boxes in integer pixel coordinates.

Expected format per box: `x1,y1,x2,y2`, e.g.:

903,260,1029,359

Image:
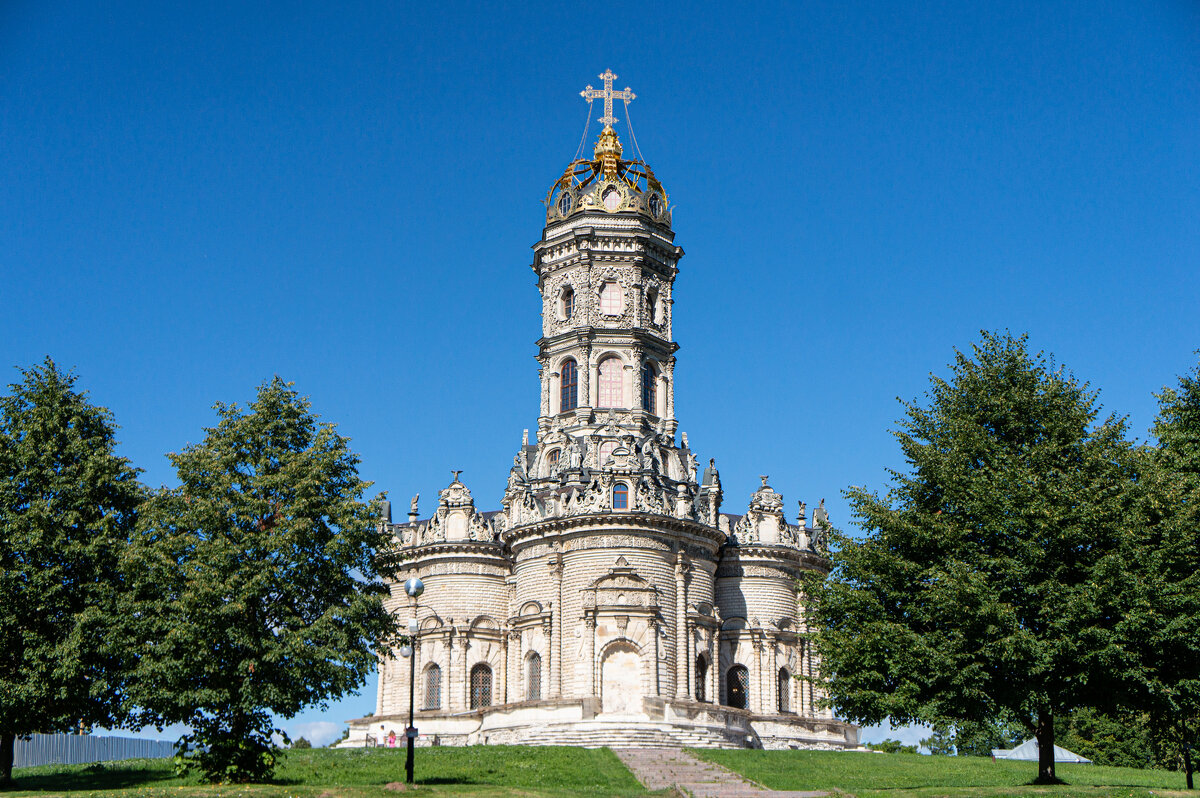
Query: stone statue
410,494,419,515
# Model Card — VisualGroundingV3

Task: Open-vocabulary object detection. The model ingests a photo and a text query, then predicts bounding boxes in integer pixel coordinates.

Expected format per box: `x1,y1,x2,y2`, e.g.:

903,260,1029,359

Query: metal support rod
405,653,415,783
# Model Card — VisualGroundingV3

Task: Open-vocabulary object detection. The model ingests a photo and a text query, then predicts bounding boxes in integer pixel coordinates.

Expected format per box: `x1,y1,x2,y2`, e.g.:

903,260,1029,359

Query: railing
14,733,175,769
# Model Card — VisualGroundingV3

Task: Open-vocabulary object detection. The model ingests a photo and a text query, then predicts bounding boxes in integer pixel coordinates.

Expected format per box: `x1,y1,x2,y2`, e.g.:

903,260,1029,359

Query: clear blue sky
3,1,1197,747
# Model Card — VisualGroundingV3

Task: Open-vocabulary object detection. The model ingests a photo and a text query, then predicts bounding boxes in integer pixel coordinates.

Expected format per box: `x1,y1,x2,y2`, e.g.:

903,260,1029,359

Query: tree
1120,357,1200,788
867,738,918,754
0,359,144,785
291,737,312,749
1058,708,1160,770
952,717,1025,757
804,332,1140,783
920,725,956,755
121,377,396,783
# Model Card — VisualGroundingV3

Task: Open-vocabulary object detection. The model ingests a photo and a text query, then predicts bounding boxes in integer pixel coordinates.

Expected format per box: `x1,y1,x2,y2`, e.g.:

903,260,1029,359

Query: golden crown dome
546,126,670,225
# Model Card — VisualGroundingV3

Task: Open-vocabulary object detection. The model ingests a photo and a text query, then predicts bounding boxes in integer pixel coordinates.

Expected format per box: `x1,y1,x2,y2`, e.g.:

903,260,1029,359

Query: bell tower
533,70,684,446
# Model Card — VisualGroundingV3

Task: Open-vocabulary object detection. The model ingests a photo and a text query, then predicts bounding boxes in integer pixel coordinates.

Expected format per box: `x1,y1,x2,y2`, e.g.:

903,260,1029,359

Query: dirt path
611,748,829,798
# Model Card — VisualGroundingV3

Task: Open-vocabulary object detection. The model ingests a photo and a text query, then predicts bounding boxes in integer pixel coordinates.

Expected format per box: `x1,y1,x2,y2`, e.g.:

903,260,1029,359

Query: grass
9,746,1194,798
692,748,1193,797
5,746,656,798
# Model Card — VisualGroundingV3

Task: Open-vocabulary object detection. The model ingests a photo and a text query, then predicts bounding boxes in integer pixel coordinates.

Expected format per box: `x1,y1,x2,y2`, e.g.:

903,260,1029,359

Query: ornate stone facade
344,80,858,750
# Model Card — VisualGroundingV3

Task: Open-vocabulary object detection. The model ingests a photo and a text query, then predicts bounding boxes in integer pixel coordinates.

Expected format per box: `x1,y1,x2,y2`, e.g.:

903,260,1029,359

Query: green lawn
692,749,1192,797
5,746,655,798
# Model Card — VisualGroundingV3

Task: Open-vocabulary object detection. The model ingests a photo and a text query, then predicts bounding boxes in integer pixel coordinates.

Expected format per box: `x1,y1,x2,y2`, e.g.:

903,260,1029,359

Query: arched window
561,287,574,321
612,482,629,510
423,664,441,710
646,288,659,324
727,665,749,709
777,667,791,713
547,449,560,467
560,359,578,412
525,652,542,701
598,440,618,465
599,281,622,315
470,664,492,710
597,357,623,408
695,655,708,703
642,362,657,415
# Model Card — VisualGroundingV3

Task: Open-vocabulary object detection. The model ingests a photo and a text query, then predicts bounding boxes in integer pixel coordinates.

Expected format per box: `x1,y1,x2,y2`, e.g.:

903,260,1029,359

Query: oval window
602,186,622,211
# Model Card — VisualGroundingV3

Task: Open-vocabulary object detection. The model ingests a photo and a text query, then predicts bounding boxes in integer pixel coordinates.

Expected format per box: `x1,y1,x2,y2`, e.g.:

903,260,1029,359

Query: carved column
673,551,688,698
550,553,564,697
585,612,597,696
459,630,471,711
630,343,644,412
499,627,509,705
752,636,764,714
376,655,386,715
663,357,677,435
579,343,592,409
769,639,779,714
539,363,550,418
652,618,661,696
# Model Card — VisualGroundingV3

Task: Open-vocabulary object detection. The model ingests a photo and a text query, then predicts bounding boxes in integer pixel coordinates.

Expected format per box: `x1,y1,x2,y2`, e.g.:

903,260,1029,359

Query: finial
451,470,462,483
760,475,770,487
580,69,635,129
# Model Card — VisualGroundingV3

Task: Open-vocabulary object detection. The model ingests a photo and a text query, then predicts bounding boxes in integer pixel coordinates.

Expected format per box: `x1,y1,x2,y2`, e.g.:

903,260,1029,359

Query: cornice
385,540,511,571
506,511,724,555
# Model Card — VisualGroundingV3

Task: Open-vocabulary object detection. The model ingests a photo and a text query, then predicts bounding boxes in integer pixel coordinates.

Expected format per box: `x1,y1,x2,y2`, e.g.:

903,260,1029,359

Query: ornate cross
580,69,635,128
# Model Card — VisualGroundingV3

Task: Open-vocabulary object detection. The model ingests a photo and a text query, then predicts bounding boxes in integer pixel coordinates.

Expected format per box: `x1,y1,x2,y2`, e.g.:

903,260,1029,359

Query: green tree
0,359,144,785
867,738,918,754
121,377,396,783
952,717,1025,757
291,736,312,749
1058,708,1158,770
1122,357,1200,788
804,332,1140,783
920,725,956,755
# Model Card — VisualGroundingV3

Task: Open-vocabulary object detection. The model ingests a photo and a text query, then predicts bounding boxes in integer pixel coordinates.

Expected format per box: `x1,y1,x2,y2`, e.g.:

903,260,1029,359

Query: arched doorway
727,664,749,709
600,643,642,715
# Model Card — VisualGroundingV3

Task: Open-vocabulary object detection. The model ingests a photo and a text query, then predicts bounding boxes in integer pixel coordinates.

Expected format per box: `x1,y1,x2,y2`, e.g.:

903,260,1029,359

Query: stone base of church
341,697,859,751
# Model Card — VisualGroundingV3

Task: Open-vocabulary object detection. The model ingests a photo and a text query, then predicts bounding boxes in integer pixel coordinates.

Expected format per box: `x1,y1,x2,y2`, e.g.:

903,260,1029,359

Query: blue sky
3,1,1197,747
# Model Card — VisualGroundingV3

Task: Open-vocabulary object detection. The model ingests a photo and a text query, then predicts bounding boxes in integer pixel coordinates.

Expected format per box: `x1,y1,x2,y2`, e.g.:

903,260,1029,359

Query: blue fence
14,733,176,769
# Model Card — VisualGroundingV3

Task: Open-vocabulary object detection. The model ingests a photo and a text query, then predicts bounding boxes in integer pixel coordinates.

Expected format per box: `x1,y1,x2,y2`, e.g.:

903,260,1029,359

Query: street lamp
400,576,424,784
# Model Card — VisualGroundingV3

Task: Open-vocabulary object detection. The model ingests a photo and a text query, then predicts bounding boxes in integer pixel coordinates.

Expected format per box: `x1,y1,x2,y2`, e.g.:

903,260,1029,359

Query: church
344,72,859,750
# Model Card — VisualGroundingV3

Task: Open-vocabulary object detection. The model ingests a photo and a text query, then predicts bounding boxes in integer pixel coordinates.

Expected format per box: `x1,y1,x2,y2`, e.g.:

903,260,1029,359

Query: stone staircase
506,720,750,749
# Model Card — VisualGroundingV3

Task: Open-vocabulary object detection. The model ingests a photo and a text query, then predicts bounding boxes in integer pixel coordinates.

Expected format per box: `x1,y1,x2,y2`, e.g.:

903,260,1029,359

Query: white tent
992,738,1092,764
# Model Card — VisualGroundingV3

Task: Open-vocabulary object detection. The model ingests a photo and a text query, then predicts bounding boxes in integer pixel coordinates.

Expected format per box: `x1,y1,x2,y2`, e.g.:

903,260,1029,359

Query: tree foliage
0,359,143,785
1058,708,1165,770
804,332,1140,783
121,377,396,783
951,717,1025,757
1119,357,1200,787
867,738,918,754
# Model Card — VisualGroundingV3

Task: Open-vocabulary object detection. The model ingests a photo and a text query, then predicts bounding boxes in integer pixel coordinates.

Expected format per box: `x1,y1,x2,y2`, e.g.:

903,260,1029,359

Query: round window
647,192,662,217
557,191,573,216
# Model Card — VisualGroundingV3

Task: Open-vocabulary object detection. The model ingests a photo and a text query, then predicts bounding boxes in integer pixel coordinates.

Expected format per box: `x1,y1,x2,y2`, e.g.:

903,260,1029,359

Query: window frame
560,359,578,412
612,482,629,510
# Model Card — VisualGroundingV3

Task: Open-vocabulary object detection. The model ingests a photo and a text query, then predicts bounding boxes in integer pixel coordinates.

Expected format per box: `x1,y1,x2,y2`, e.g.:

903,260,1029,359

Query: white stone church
344,73,859,750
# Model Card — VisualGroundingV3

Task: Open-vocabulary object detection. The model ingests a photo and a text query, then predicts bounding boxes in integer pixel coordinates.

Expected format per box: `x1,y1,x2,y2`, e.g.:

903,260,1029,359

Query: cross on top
580,69,635,128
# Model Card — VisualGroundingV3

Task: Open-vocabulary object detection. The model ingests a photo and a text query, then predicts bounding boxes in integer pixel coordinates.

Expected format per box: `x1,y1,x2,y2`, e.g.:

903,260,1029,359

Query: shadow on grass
3,763,177,792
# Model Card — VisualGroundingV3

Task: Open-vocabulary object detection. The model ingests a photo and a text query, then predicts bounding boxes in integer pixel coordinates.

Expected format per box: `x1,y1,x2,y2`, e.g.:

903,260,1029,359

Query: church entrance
600,643,642,715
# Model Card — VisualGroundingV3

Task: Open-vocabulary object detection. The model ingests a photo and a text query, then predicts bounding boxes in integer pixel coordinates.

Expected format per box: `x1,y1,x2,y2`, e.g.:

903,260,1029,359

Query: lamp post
400,576,424,784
